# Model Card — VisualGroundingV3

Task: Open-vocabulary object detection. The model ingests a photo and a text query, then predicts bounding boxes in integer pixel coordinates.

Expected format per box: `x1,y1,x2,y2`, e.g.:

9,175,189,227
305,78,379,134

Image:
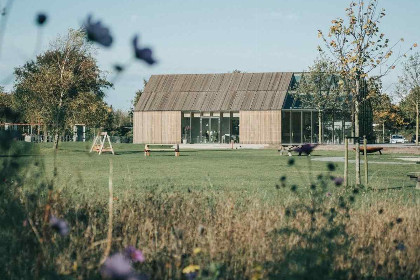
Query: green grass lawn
21,142,417,206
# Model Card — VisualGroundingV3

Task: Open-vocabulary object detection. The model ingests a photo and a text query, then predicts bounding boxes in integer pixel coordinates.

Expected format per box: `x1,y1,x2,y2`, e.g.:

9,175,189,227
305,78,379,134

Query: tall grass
1,135,419,279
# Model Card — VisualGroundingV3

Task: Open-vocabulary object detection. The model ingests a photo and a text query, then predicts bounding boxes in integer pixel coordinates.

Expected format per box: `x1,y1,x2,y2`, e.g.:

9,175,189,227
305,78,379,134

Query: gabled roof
135,72,293,111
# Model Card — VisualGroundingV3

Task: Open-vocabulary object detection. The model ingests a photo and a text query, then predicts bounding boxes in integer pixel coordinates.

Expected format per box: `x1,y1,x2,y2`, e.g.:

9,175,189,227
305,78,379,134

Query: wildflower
290,185,297,192
183,265,200,280
332,177,344,186
36,13,47,26
193,247,202,255
396,243,405,251
132,35,156,65
280,176,286,182
396,217,403,224
327,162,335,171
49,215,69,236
84,15,113,47
378,208,384,214
326,192,332,197
251,265,264,280
124,246,145,263
310,184,316,190
101,253,134,279
114,64,124,72
287,158,295,166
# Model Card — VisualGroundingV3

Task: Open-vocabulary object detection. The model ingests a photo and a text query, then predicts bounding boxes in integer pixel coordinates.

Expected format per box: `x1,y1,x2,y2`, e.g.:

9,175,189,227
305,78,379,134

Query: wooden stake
344,138,348,187
363,135,368,186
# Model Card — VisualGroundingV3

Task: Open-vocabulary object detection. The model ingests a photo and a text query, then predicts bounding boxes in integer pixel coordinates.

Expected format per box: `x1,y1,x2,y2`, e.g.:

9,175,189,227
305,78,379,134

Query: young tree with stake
317,0,416,185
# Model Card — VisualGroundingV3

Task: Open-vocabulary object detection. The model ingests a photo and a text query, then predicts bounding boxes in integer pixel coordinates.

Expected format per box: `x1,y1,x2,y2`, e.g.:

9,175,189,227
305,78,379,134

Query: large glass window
281,111,291,143
302,111,312,143
191,114,200,144
312,111,320,143
291,111,301,143
323,110,334,144
181,114,191,143
220,113,230,143
231,114,239,143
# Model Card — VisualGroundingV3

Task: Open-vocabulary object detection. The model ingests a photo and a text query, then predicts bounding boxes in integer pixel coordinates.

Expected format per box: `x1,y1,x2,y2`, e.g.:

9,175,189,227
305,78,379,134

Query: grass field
2,141,419,279
36,142,419,205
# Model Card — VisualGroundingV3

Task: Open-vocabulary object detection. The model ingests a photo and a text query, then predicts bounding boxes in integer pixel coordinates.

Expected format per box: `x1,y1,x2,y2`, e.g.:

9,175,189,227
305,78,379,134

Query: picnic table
353,146,383,155
278,144,318,156
407,172,420,190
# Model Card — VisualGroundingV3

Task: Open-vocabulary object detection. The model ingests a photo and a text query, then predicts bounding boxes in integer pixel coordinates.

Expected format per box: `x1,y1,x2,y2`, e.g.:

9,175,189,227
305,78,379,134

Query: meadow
1,141,419,279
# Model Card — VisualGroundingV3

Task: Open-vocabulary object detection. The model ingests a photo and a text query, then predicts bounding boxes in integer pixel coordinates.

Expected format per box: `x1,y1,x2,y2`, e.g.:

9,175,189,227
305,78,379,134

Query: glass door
201,117,219,143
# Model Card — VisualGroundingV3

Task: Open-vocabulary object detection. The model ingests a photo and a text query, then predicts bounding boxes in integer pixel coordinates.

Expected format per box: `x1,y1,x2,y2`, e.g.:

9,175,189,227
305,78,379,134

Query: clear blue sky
1,0,418,110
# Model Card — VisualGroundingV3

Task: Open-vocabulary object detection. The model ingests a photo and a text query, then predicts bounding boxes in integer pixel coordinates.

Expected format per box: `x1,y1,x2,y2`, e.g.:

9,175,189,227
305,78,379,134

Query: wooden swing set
90,132,114,155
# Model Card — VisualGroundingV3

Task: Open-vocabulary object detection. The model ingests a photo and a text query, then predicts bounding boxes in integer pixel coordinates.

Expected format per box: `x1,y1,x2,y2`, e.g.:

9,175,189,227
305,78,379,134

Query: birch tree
14,29,111,149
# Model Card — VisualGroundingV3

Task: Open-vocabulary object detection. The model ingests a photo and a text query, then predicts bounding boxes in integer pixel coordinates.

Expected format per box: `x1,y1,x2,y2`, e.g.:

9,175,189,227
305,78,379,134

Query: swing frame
89,132,115,155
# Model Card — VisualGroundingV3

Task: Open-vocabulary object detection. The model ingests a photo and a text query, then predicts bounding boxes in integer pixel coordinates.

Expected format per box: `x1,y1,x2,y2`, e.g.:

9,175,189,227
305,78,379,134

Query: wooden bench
407,172,420,190
353,146,383,155
144,144,180,157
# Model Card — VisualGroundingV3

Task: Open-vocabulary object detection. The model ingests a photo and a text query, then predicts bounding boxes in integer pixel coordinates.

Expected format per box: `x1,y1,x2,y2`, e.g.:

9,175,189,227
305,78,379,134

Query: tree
370,88,405,142
396,52,420,145
14,29,112,149
295,57,344,143
129,79,148,125
317,0,414,185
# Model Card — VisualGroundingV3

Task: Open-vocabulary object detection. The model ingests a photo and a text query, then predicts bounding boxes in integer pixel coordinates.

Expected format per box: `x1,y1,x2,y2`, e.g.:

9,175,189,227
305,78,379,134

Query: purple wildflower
132,35,156,65
49,215,69,236
36,13,47,26
332,177,344,186
326,192,332,197
124,246,145,263
101,253,134,279
84,15,113,47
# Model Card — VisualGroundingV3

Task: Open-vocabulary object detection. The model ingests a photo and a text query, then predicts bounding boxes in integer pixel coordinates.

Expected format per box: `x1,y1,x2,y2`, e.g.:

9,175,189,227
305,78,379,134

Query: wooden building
133,72,352,144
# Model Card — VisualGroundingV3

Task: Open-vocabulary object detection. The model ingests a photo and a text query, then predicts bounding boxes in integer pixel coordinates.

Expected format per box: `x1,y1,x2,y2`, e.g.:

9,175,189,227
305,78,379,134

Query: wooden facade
239,111,282,144
133,72,295,144
133,111,181,144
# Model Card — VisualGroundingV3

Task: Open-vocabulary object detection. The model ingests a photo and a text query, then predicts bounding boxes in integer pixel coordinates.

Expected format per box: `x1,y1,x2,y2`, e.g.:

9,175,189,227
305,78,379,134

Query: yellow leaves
182,265,200,274
414,43,418,48
251,265,264,280
391,66,396,69
330,40,337,48
363,24,368,30
318,30,323,38
193,247,202,255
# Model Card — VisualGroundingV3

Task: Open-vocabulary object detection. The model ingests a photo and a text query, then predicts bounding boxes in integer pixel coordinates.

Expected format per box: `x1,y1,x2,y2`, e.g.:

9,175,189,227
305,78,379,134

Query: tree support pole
363,135,368,186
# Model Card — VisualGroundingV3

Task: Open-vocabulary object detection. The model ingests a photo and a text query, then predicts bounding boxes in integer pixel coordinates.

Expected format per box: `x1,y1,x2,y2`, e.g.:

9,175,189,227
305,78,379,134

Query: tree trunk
382,122,385,143
43,124,48,143
355,80,361,186
416,101,419,146
318,110,322,144
54,133,59,150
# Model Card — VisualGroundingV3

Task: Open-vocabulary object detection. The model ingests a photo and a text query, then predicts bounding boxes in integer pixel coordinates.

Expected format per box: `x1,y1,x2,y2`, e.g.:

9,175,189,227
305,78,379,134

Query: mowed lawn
18,142,417,206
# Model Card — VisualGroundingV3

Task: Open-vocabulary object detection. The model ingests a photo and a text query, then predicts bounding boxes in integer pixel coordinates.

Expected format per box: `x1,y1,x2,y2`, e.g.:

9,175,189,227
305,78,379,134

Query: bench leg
175,151,180,157
379,150,382,155
288,151,292,157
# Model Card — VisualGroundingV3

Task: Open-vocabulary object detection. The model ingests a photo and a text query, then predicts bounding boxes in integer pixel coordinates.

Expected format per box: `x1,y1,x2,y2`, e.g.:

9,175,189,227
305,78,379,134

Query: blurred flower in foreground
124,246,145,263
84,15,113,47
183,265,200,280
101,253,133,279
36,13,47,26
132,35,156,65
251,265,264,280
49,215,69,236
193,247,202,255
332,176,344,186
